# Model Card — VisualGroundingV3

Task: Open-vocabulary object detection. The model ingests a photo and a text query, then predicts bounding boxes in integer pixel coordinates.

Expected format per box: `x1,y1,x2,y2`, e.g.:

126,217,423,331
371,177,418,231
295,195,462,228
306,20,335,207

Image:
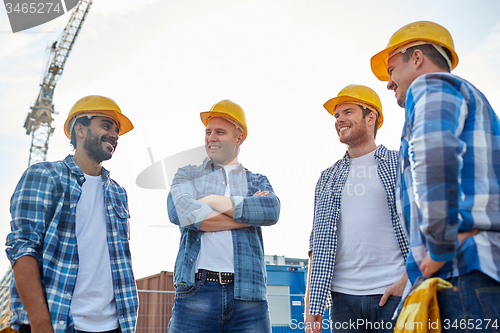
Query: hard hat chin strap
389,40,452,70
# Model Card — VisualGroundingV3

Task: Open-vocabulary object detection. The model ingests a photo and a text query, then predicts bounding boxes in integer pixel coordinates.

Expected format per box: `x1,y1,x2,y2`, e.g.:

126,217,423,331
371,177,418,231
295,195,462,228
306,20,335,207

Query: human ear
74,122,86,139
412,49,424,68
236,132,245,145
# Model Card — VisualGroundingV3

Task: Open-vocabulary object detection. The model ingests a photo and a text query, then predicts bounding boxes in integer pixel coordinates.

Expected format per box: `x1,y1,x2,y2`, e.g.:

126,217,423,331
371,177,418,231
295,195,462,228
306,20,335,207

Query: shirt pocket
109,198,131,240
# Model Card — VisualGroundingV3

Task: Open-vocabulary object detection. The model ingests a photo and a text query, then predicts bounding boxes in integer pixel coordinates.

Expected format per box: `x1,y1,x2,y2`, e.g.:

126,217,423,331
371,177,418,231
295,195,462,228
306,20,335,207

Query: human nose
207,132,218,141
335,114,345,125
387,77,396,91
109,129,119,141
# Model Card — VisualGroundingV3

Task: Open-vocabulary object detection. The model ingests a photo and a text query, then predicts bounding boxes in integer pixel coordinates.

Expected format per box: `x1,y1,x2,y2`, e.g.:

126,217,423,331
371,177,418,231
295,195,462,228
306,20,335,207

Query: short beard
339,126,370,148
83,128,112,163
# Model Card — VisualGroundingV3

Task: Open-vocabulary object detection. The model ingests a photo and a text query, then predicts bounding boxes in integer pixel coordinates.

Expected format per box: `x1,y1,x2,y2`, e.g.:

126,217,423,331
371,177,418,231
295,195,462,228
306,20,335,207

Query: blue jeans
168,273,271,332
329,292,401,333
437,270,500,333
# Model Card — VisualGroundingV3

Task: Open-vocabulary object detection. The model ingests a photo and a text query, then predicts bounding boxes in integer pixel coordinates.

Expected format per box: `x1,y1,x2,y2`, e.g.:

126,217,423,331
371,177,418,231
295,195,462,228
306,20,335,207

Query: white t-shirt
70,174,118,331
331,150,406,295
196,164,240,273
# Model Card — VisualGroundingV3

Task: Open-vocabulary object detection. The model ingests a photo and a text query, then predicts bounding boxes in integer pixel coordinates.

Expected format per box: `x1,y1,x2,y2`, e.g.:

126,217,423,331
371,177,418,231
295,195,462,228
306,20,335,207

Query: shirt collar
341,144,388,164
202,157,245,172
63,154,110,179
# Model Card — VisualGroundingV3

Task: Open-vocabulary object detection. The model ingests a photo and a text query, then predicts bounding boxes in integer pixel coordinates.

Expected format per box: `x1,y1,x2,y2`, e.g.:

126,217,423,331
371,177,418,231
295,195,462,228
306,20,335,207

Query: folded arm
232,175,280,226
167,167,215,230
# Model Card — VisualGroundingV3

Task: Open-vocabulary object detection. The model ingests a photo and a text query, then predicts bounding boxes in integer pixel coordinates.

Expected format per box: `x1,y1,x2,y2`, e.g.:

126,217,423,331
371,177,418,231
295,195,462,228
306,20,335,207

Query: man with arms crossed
167,99,280,332
371,21,500,327
305,85,409,333
7,95,139,333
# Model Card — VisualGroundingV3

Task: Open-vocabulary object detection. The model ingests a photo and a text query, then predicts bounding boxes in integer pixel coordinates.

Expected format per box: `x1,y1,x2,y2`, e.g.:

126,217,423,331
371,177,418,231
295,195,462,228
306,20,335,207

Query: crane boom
23,0,93,166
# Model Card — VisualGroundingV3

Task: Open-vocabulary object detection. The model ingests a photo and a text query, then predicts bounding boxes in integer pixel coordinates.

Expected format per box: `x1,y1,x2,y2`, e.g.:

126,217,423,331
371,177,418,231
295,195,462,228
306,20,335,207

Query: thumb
379,290,390,307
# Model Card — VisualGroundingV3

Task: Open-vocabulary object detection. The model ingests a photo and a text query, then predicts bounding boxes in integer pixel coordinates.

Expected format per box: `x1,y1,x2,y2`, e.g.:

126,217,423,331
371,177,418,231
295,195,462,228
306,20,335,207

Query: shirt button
72,264,77,269
222,182,225,185
80,176,84,180
196,239,199,242
331,250,334,254
66,293,71,298
336,208,340,212
327,274,331,278
334,227,337,231
59,321,64,325
70,204,74,209
190,259,193,262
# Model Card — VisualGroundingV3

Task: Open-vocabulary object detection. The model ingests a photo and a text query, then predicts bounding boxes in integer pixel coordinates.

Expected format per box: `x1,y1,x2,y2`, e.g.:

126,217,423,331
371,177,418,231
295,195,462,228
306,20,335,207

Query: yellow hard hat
63,95,134,139
371,21,459,81
324,84,384,129
200,99,248,140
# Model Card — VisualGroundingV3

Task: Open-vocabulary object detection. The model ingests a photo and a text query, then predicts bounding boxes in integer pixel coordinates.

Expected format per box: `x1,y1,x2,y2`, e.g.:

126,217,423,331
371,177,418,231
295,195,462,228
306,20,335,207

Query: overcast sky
1,0,500,280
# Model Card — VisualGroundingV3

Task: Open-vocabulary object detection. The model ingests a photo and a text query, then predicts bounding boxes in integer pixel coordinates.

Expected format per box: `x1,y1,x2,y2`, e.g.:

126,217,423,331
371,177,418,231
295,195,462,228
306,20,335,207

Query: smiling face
205,117,244,165
386,52,418,107
334,103,374,148
83,116,119,163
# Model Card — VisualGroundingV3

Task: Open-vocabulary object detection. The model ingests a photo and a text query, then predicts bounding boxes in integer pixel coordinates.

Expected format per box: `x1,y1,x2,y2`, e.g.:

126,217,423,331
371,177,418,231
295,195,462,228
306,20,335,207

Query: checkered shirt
399,73,500,284
6,155,139,333
168,158,280,301
308,145,408,315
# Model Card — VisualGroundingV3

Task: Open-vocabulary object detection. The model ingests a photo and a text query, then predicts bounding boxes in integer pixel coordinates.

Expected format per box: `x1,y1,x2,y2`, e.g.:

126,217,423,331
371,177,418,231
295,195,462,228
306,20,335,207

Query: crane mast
23,0,93,166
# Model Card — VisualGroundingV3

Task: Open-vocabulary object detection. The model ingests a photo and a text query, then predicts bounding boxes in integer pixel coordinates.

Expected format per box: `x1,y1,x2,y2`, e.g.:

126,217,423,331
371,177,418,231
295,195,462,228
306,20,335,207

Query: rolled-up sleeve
168,167,214,230
6,165,55,265
232,175,280,226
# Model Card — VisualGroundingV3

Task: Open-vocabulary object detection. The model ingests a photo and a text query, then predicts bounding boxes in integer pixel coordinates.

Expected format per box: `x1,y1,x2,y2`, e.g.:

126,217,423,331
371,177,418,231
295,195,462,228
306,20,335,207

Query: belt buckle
219,272,229,285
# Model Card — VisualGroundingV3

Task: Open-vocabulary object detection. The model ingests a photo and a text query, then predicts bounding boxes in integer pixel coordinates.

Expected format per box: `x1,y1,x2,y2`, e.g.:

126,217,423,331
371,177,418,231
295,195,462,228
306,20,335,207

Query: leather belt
195,269,234,284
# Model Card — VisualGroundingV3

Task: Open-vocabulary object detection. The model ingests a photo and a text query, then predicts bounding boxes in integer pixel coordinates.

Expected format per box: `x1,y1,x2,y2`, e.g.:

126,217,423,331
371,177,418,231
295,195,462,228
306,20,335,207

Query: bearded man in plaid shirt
7,96,138,333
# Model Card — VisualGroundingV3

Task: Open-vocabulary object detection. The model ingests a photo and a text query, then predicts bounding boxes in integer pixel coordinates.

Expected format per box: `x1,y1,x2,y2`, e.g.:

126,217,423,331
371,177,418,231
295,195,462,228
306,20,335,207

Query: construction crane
23,0,93,166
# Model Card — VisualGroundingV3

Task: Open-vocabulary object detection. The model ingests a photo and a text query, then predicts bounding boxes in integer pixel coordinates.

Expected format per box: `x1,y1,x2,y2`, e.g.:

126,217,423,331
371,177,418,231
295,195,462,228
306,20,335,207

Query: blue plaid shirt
167,158,280,301
398,73,500,284
308,145,408,315
6,155,139,333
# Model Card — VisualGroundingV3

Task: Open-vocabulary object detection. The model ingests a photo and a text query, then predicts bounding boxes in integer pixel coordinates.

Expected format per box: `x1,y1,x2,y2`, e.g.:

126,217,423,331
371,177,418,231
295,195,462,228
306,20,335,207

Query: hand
457,228,478,247
304,314,323,333
379,272,407,306
253,190,269,197
419,228,479,277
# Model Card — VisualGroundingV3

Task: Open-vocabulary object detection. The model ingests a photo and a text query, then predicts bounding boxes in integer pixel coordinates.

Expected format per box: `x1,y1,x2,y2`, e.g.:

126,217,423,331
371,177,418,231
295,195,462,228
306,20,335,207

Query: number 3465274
5,2,62,14
443,319,498,330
